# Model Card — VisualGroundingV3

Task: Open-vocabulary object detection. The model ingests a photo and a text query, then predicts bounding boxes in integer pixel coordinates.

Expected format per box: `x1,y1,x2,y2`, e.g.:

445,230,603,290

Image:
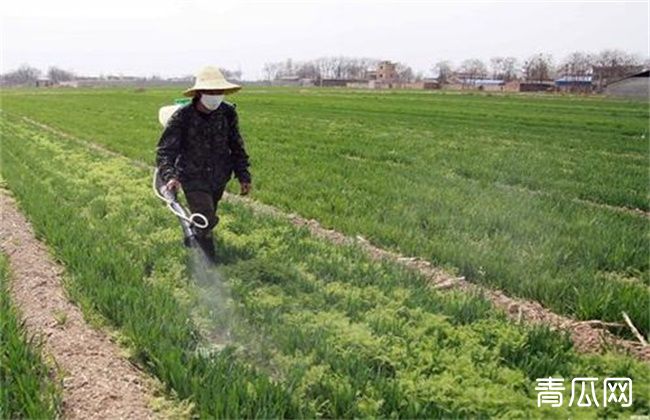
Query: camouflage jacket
155,98,251,192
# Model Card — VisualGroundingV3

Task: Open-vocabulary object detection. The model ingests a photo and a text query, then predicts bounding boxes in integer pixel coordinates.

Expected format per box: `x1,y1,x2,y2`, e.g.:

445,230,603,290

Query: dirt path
0,190,156,419
16,114,650,362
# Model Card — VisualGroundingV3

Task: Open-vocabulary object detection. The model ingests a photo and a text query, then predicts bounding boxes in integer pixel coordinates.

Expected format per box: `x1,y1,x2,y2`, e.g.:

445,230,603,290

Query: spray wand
152,167,209,247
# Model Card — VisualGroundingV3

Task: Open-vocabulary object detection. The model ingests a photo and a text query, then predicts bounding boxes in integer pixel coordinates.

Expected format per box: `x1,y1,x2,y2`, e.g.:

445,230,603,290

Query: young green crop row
0,250,61,418
1,87,647,337
1,111,648,417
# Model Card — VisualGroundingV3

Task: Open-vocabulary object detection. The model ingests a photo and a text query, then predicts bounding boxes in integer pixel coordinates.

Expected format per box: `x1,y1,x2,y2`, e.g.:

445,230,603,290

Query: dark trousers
183,186,226,261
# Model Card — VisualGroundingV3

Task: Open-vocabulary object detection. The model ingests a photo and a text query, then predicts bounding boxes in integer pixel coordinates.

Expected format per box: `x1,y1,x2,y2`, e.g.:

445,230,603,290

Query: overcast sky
1,0,648,80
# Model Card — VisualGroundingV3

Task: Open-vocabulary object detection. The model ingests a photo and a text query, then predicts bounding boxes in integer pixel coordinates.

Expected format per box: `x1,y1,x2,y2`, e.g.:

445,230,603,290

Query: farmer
156,66,252,264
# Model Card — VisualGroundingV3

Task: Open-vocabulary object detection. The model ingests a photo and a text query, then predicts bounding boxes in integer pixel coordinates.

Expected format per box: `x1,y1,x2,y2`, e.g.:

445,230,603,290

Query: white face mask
199,94,224,111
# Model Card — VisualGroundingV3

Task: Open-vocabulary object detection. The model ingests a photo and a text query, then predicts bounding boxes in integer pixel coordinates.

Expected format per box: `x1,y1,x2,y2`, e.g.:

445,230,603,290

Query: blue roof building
555,75,592,92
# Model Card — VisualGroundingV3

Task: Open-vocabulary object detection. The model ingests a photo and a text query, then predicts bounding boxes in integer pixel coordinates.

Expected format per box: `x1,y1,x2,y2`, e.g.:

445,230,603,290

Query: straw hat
183,66,241,97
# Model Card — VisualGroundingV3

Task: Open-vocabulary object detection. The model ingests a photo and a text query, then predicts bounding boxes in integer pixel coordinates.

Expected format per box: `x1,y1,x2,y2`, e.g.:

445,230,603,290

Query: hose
152,168,209,229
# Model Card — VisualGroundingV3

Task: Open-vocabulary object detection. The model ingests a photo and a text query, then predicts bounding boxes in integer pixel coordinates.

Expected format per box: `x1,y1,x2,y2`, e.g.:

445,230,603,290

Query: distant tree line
2,49,646,87
262,57,421,83
0,65,77,85
262,49,646,86
432,49,647,85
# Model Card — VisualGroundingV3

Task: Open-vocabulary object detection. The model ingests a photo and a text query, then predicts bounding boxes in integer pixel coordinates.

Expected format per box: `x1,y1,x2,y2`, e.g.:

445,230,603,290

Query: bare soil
0,190,157,419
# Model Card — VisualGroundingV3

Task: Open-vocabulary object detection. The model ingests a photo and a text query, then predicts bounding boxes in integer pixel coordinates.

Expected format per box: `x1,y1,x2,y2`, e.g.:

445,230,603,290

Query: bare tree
262,62,282,81
489,56,518,81
359,58,381,79
501,57,519,81
319,56,346,79
332,56,345,79
503,57,519,82
342,57,375,79
559,51,593,77
460,58,487,86
283,58,294,77
523,53,554,82
1,64,41,85
433,60,453,84
263,56,382,83
395,62,414,82
47,66,75,83
315,57,338,79
335,57,380,80
489,57,504,79
295,62,319,79
592,49,643,89
595,49,641,68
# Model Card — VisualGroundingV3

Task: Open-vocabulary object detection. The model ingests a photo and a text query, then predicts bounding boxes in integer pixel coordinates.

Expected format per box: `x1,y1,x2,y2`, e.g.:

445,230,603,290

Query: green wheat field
1,87,648,417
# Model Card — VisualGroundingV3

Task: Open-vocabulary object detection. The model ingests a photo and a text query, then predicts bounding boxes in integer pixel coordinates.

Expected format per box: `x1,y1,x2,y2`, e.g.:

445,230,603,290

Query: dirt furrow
0,190,156,419
17,114,650,362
